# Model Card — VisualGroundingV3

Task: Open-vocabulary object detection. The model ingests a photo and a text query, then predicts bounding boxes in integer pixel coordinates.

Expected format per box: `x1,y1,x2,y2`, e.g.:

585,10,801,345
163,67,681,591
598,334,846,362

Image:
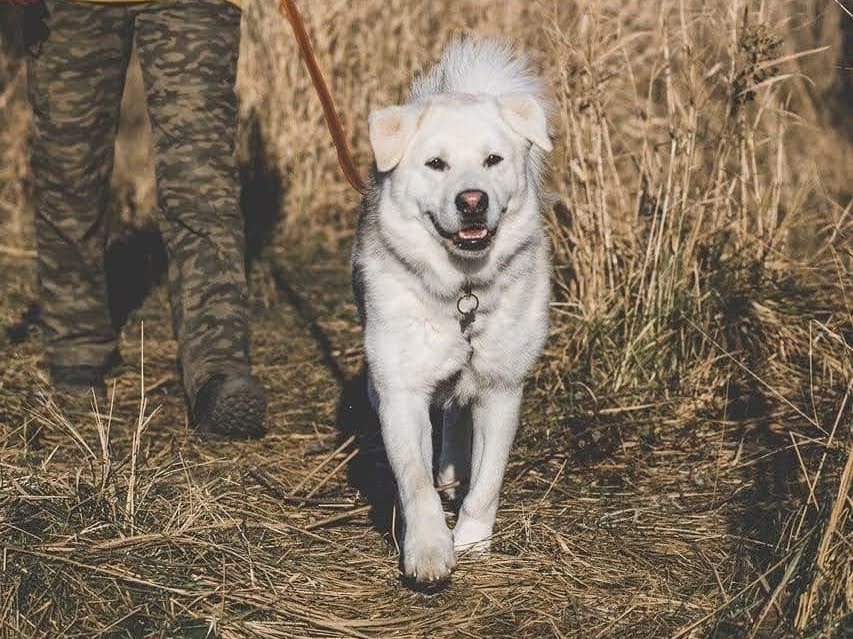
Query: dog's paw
403,524,457,584
453,517,493,554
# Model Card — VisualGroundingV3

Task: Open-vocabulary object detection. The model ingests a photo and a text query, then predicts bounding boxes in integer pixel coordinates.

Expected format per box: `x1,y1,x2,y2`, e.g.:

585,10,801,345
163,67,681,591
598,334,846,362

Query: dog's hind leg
379,392,457,584
453,386,522,554
437,404,472,502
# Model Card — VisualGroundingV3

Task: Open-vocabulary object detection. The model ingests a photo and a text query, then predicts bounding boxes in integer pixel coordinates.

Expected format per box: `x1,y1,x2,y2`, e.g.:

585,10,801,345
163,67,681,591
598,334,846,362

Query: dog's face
369,94,551,259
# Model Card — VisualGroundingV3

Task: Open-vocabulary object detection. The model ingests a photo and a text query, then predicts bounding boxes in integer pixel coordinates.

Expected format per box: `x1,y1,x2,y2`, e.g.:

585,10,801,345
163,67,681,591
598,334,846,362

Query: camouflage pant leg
27,1,133,370
132,0,249,402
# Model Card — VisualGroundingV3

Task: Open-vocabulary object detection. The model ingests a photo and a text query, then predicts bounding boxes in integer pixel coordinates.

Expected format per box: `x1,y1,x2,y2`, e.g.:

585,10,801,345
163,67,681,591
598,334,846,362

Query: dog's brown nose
455,189,488,216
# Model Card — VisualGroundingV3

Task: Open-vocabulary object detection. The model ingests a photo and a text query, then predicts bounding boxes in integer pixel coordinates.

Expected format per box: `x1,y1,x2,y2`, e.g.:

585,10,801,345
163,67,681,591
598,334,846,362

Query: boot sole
201,375,267,439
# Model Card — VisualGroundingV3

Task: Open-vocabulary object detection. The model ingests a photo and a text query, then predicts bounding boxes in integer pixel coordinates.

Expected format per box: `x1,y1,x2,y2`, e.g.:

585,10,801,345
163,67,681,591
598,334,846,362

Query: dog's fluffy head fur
367,39,551,263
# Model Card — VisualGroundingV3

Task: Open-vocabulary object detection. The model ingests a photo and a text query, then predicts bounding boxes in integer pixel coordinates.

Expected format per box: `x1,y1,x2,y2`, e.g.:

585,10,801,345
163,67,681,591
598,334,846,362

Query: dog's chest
365,263,544,401
430,304,504,405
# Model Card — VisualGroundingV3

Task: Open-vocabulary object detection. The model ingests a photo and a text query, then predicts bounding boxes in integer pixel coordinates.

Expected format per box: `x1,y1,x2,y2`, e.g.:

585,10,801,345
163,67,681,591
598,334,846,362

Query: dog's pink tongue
457,227,488,240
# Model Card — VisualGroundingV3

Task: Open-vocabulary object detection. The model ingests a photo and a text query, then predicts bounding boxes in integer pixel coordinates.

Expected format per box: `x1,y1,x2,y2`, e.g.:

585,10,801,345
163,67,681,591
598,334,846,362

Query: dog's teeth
457,228,488,240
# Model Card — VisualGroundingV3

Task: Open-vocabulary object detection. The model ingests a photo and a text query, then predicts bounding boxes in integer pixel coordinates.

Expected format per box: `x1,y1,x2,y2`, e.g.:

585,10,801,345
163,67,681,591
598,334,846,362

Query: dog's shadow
334,366,399,543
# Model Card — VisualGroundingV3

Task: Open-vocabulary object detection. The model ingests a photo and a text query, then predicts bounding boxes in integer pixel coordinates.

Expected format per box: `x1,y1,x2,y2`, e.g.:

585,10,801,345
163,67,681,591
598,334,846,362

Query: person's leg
133,0,265,437
27,0,133,393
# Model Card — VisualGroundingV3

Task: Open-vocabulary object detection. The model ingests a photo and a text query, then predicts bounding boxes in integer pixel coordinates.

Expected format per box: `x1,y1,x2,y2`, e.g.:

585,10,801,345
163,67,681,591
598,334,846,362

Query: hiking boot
193,372,267,439
51,364,107,402
43,364,109,417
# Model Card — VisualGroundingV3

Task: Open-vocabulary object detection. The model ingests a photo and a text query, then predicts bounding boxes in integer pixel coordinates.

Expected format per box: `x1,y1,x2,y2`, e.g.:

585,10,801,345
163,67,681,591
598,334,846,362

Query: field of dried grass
0,1,851,637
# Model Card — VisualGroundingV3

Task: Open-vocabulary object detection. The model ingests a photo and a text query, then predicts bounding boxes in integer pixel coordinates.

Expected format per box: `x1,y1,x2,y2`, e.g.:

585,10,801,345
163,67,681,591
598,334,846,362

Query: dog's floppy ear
368,105,421,172
497,93,552,152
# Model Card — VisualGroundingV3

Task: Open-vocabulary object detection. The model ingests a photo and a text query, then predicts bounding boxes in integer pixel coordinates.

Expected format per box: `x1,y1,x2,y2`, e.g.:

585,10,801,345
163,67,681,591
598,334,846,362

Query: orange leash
278,0,368,195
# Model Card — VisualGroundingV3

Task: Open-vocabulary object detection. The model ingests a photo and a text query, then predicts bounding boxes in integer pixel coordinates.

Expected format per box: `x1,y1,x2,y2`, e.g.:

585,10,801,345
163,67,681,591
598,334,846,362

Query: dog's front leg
453,386,522,553
379,392,456,583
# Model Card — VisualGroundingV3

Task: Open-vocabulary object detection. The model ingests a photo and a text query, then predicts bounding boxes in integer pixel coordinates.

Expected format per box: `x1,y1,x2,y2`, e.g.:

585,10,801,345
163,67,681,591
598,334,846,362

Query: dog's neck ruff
457,283,479,333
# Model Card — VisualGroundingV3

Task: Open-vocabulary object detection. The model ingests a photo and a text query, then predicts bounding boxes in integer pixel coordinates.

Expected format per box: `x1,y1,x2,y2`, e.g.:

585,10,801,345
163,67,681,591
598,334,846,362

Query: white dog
352,38,552,584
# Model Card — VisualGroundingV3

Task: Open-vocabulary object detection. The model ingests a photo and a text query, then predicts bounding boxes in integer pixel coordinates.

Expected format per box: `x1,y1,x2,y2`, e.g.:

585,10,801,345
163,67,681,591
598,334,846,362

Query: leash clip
457,284,479,332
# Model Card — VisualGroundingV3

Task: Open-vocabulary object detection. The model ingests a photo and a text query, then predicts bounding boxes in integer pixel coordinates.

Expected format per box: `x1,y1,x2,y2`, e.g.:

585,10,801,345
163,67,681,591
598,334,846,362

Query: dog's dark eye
484,154,504,168
425,157,448,171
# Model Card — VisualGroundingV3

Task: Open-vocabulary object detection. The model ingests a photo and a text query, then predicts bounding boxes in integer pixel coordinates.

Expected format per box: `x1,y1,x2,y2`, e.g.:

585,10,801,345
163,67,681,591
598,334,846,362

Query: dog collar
457,283,479,333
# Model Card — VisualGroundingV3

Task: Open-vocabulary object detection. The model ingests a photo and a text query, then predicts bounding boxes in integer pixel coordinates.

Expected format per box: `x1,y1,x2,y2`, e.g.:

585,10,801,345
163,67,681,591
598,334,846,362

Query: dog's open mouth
427,213,495,252
453,224,492,250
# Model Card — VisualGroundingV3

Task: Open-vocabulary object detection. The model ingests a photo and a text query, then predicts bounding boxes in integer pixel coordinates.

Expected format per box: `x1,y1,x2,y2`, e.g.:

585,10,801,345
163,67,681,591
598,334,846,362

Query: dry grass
0,1,851,637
